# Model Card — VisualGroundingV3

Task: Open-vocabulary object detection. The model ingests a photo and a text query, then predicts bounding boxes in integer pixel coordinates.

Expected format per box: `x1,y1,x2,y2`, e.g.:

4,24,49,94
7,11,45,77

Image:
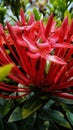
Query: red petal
67,20,73,42
6,22,17,41
28,13,35,25
43,54,66,65
27,52,40,58
20,8,26,25
45,14,53,37
53,92,73,99
58,17,68,42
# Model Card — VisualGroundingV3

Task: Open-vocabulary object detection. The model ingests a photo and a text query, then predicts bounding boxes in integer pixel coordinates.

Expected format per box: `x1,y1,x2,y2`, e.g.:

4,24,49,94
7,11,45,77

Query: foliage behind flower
0,8,73,129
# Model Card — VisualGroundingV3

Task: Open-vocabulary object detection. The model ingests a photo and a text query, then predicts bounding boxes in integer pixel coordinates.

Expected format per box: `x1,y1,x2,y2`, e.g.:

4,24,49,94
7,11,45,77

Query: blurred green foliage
3,0,26,19
48,0,73,19
0,0,73,25
0,64,14,81
0,95,73,129
0,6,6,24
47,0,73,26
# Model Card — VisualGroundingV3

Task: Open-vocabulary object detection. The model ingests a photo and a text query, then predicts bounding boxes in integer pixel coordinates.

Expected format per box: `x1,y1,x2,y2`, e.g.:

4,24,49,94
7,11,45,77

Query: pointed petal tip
6,21,17,40
20,8,26,25
45,13,54,37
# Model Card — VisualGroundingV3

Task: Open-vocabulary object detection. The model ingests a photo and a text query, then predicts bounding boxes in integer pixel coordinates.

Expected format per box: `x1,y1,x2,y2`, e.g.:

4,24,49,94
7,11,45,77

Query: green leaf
43,100,55,109
37,118,49,130
61,103,73,113
0,113,4,130
48,121,59,130
22,96,44,119
50,96,73,104
19,115,36,130
33,8,43,20
8,107,23,122
0,64,14,81
8,95,45,122
42,109,71,129
0,100,13,117
66,111,73,126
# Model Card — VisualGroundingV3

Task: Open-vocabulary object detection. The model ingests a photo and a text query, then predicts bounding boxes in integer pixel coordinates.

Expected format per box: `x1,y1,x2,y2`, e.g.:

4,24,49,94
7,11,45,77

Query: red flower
0,9,73,99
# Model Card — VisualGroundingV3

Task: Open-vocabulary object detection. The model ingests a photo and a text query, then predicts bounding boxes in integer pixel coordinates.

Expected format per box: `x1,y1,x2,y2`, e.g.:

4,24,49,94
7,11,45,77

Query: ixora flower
0,8,73,99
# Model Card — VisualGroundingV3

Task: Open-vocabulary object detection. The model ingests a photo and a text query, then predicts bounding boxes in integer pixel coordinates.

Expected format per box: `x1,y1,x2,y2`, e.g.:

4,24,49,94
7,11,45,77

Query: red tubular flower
0,9,73,99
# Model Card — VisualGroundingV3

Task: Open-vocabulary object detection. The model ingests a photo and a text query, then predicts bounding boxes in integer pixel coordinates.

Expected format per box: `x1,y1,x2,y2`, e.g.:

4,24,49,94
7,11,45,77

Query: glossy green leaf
43,100,55,109
50,96,73,104
33,114,49,130
66,111,73,126
8,107,23,122
22,96,44,119
0,64,14,81
19,115,35,130
61,104,73,113
42,109,71,129
61,103,73,128
8,95,45,122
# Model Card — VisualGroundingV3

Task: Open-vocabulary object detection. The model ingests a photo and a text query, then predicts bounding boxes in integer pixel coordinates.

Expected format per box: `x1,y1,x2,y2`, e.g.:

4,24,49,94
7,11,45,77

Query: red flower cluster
0,9,73,99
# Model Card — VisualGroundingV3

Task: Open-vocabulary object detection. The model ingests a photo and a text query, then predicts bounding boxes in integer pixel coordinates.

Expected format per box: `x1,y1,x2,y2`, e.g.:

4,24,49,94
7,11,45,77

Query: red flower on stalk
0,9,73,99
